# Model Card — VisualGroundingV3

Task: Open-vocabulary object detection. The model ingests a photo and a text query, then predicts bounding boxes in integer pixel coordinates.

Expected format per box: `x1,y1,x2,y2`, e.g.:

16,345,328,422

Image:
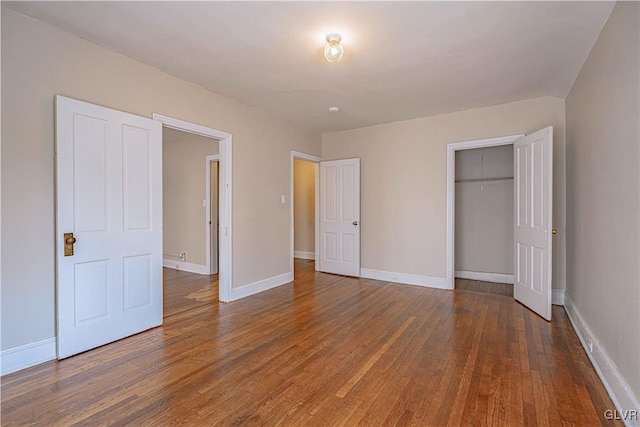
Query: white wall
322,96,566,288
455,145,513,275
0,8,321,352
293,159,315,256
565,1,640,406
162,128,218,268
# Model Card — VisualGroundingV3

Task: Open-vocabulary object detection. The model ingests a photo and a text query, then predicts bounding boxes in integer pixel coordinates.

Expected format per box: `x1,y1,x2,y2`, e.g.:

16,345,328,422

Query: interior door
210,160,219,274
319,158,360,277
514,127,553,320
56,96,163,358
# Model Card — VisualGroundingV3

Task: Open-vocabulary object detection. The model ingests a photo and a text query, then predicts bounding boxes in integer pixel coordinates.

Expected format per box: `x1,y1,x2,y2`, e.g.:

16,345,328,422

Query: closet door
514,127,553,320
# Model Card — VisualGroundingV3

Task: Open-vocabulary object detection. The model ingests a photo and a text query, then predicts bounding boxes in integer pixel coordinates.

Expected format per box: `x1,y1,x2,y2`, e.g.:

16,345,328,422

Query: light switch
281,195,286,204
202,199,206,207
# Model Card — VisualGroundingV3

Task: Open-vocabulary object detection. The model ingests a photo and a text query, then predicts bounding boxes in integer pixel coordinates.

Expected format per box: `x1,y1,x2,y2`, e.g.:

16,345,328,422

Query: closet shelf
455,176,514,183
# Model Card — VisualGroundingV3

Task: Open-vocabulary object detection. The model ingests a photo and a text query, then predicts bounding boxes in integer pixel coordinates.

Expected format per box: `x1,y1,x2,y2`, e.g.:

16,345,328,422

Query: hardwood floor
1,259,620,426
455,278,514,297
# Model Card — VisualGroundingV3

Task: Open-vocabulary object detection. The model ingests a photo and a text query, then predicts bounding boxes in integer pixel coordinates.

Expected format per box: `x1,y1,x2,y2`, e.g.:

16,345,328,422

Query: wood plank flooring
455,278,514,297
1,259,620,426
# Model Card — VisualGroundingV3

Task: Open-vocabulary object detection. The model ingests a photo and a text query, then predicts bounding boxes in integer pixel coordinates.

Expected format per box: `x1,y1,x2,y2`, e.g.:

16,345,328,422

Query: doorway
153,114,233,302
162,128,219,276
454,144,515,296
446,134,523,291
446,129,554,320
290,151,321,273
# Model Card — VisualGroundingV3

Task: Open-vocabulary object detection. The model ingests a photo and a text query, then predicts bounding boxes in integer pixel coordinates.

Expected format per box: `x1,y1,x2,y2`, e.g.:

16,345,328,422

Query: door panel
74,115,109,233
513,127,553,320
319,159,360,277
123,254,152,311
56,96,162,358
123,126,152,231
74,260,109,324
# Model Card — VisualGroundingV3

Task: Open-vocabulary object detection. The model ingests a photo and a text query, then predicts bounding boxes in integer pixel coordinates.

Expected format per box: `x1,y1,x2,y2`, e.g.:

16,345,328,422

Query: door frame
290,151,321,273
446,134,524,290
205,155,220,274
153,114,233,302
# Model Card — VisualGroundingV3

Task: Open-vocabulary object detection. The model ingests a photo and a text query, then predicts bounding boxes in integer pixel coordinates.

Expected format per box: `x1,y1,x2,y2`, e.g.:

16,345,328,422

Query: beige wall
565,2,640,400
455,145,514,275
0,8,321,351
322,96,566,287
293,159,315,255
163,128,219,267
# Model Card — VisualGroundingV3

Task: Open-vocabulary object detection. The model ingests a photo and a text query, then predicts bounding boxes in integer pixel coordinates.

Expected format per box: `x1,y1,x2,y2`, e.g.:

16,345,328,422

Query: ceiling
5,1,614,133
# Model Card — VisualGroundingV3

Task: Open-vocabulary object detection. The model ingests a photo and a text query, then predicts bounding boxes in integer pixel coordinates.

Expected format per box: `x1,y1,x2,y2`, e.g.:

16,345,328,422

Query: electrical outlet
588,341,594,353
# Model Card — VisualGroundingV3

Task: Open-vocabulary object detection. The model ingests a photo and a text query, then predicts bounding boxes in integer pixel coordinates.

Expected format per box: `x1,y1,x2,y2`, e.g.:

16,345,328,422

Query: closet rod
455,177,514,183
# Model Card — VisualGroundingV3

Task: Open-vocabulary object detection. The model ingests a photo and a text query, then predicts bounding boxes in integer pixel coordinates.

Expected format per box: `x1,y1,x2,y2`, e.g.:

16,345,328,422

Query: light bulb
324,33,344,63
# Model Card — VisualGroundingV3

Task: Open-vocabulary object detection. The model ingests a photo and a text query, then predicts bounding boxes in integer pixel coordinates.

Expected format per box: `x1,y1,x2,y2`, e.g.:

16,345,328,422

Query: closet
454,145,514,293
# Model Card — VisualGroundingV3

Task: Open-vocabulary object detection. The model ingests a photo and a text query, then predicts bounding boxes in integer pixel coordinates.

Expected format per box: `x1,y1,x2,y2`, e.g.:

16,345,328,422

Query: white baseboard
1,337,56,376
229,271,294,301
564,293,640,426
163,259,209,275
552,289,565,306
360,268,448,290
455,270,514,284
294,251,315,260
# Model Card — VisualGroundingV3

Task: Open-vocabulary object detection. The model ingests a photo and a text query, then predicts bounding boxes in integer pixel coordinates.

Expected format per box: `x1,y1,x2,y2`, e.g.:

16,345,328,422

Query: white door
319,159,360,277
514,127,553,320
56,96,163,358
210,160,219,274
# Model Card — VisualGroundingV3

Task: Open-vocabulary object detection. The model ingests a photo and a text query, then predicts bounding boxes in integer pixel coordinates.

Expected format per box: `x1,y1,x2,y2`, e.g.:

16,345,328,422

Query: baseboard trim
564,292,640,426
293,251,315,260
360,268,448,290
1,337,57,376
162,259,209,275
455,270,514,284
552,289,565,306
229,272,294,301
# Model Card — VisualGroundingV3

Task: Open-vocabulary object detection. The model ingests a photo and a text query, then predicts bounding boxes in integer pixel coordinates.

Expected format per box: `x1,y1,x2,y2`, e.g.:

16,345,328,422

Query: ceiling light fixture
324,33,344,63
328,106,340,113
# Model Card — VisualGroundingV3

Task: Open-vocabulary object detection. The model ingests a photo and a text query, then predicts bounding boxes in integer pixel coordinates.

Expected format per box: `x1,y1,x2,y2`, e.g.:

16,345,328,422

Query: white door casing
513,127,553,320
152,114,232,302
56,96,163,358
319,158,360,277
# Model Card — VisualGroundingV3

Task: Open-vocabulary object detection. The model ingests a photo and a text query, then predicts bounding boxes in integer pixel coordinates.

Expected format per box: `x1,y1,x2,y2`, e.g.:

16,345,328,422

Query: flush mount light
324,33,344,63
328,106,340,113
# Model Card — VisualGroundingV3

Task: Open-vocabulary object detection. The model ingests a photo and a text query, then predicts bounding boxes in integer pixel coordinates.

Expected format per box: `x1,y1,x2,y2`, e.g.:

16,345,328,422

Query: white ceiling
5,1,614,133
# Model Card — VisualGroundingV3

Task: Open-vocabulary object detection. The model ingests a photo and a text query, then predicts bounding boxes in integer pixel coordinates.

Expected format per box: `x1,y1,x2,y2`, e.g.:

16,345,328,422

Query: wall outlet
588,340,594,353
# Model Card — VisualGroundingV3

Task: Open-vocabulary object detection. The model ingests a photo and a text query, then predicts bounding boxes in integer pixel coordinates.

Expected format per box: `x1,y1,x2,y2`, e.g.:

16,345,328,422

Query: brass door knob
64,232,76,256
552,229,557,235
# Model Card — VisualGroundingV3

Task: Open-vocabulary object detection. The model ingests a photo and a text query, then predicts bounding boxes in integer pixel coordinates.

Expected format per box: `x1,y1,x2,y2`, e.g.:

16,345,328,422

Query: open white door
209,159,219,274
319,159,360,277
56,96,163,358
514,127,553,320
